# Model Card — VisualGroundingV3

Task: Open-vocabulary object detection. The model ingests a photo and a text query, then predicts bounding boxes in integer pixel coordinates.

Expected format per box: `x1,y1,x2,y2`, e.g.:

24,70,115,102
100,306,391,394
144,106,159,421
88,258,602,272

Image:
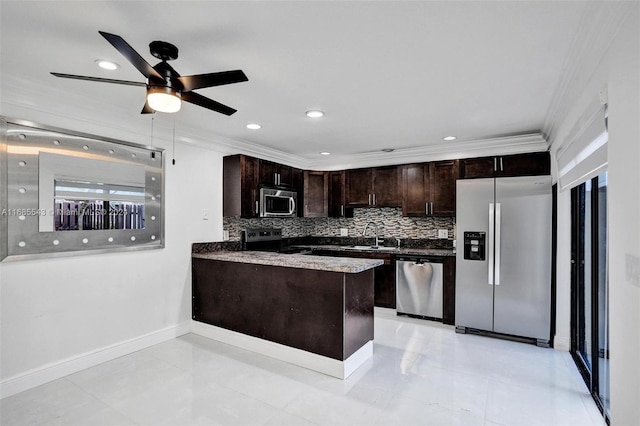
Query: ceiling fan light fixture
147,86,181,113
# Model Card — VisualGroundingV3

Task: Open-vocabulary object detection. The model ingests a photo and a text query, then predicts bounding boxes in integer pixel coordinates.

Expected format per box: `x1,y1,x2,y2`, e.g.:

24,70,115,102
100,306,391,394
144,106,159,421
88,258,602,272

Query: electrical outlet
223,230,230,241
438,229,448,239
340,228,348,237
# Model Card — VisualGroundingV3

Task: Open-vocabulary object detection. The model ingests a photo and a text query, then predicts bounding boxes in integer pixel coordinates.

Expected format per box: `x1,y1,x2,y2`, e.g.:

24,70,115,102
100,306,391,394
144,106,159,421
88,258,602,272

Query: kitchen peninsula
191,251,383,379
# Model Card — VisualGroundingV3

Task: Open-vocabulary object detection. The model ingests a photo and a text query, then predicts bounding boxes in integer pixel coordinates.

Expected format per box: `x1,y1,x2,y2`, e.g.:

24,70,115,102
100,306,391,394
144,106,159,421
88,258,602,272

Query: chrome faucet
362,221,383,247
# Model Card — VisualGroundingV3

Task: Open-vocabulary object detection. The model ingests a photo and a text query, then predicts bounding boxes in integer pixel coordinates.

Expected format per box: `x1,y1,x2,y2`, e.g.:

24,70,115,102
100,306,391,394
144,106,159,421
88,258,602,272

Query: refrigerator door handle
495,203,501,285
488,203,494,285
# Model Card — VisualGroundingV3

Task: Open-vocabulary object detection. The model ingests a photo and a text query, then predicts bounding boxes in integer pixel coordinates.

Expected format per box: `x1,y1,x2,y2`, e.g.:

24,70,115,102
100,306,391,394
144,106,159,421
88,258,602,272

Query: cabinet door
223,154,260,218
372,166,400,207
374,262,397,308
328,171,347,217
259,160,278,186
402,164,429,216
345,168,372,207
241,156,260,218
442,257,456,325
460,153,551,179
498,152,550,177
459,157,495,179
292,168,304,217
277,164,294,186
429,160,458,216
303,171,328,217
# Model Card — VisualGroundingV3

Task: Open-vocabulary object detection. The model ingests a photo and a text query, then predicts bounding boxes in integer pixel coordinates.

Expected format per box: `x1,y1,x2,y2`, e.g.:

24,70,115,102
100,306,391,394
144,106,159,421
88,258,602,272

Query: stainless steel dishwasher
396,257,444,320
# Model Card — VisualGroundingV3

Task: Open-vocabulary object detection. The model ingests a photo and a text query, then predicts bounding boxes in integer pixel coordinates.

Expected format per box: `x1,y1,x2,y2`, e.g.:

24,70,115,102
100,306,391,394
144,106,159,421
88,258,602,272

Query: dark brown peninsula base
192,257,375,378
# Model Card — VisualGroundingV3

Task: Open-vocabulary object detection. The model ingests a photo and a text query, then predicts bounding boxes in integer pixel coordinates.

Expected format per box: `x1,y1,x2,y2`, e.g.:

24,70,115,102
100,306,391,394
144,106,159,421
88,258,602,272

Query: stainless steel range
242,228,310,254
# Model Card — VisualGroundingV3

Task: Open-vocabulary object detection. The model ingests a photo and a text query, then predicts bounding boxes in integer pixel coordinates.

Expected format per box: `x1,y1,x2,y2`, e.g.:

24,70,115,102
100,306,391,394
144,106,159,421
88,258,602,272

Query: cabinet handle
368,194,372,205
373,193,376,205
255,201,259,214
425,202,428,215
431,202,434,215
341,205,344,216
494,157,497,172
500,157,504,172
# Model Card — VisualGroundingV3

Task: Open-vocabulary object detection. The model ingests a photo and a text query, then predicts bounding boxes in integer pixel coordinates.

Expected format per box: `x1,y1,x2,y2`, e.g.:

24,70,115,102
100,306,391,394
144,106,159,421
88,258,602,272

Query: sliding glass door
570,172,609,422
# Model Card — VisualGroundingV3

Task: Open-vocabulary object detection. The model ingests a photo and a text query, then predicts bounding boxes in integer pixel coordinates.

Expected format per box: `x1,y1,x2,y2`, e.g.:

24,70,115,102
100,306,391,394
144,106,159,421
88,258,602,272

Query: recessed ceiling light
319,151,331,156
95,59,119,70
443,136,457,141
306,110,324,118
381,148,395,152
246,123,261,130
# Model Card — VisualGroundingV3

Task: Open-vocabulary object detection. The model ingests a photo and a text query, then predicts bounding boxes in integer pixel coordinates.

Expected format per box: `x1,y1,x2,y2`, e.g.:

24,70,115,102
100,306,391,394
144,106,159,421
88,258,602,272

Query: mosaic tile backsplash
223,207,455,244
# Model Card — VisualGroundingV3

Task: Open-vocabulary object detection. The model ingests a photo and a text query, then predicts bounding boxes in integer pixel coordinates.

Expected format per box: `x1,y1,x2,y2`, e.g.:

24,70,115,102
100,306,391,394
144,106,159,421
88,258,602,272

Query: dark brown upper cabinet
223,154,260,218
303,171,328,217
345,166,400,208
328,171,350,218
401,160,458,217
459,152,550,179
259,159,296,187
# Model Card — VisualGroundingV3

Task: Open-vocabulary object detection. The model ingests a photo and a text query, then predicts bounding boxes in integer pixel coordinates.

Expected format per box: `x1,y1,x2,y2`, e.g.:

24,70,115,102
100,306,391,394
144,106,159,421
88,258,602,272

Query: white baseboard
553,335,571,352
0,322,190,399
190,320,373,379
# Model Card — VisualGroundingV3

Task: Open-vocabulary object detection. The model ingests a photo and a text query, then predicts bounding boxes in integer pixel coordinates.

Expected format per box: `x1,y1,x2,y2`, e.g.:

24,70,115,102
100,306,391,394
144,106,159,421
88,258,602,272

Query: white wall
0,99,225,397
607,4,640,423
549,3,639,424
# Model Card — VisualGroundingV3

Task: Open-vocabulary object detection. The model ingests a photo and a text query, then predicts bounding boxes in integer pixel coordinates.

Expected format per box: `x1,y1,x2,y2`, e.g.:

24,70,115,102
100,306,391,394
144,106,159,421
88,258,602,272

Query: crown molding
542,1,636,144
308,133,548,171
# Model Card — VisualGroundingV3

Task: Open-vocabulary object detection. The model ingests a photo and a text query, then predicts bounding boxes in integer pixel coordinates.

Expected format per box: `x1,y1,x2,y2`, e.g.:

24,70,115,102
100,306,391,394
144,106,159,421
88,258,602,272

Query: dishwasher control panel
463,232,486,261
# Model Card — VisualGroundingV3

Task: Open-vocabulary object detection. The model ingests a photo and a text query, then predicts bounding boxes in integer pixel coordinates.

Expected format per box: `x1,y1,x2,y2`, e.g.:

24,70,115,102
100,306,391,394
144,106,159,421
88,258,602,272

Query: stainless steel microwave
259,187,297,218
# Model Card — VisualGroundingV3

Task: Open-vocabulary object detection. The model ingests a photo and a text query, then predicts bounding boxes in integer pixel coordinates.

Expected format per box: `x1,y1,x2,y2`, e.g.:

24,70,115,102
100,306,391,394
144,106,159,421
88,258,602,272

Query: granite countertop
193,251,384,273
291,244,456,257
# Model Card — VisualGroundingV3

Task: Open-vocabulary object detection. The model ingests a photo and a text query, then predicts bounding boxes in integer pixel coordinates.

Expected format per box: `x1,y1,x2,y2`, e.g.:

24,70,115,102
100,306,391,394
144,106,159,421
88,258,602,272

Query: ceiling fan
51,31,248,115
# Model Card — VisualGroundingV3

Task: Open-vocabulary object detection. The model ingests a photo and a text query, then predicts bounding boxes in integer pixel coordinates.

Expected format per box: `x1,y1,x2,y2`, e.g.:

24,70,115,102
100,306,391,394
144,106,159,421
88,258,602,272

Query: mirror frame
0,117,164,261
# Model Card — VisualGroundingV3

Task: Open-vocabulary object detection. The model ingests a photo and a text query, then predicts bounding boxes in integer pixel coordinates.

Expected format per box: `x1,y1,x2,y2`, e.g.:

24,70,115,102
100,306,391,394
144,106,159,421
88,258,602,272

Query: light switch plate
202,208,209,220
223,230,230,241
438,229,448,239
340,228,348,237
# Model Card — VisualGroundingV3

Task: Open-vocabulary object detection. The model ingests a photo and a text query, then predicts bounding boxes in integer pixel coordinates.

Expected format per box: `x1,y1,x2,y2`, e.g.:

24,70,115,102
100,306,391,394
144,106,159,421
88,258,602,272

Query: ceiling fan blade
141,100,155,114
182,91,237,116
178,70,248,92
51,72,146,87
98,31,164,81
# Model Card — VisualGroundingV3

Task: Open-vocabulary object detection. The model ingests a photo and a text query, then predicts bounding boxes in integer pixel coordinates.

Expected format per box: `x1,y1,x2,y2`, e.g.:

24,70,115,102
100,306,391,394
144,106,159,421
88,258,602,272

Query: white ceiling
1,1,596,169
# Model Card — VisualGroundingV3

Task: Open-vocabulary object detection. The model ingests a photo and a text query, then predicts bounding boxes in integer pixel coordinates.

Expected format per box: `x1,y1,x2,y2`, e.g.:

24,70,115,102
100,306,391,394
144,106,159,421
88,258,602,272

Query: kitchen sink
342,245,398,251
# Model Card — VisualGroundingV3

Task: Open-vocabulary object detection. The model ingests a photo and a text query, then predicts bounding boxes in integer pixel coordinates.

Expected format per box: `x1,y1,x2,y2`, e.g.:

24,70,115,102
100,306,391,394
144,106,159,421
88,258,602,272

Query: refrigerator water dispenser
463,232,486,261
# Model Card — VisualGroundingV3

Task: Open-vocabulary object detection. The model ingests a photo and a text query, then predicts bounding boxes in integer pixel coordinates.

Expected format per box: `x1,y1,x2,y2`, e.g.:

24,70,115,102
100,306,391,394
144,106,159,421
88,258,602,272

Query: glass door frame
570,174,609,423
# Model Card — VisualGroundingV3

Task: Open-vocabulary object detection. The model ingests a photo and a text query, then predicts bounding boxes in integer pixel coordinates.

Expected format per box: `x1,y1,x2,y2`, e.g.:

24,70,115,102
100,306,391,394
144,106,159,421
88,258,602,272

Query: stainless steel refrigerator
455,175,552,346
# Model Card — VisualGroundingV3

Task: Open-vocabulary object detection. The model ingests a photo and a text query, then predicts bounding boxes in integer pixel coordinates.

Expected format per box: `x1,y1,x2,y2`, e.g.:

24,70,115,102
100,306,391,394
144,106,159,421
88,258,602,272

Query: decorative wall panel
0,118,164,261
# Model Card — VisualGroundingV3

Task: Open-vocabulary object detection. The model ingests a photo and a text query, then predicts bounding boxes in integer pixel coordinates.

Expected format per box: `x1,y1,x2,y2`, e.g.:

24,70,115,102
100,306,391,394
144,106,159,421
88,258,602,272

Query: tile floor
1,309,605,425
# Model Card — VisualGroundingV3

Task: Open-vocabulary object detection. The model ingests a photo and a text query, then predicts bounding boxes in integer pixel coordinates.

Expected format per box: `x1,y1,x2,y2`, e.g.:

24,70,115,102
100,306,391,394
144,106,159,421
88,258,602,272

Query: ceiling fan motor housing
149,40,178,61
150,61,183,92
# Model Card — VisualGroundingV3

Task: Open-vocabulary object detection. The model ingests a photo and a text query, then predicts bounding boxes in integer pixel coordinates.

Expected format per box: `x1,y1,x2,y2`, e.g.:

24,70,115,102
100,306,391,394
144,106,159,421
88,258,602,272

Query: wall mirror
0,117,164,261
